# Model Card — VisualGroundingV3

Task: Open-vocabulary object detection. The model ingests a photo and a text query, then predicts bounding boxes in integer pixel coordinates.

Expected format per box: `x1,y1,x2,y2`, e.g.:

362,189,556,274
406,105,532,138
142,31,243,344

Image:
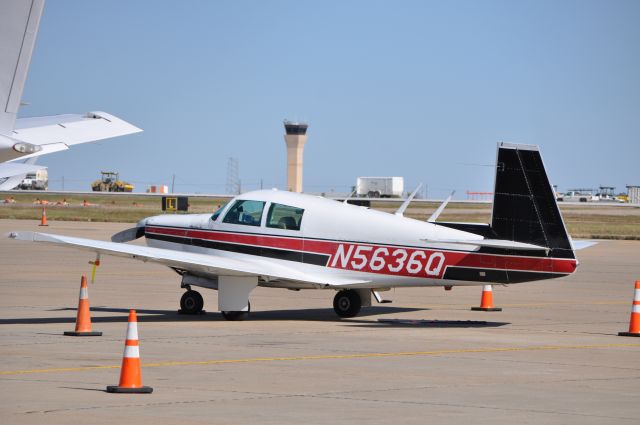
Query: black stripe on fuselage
146,232,330,267
443,266,568,283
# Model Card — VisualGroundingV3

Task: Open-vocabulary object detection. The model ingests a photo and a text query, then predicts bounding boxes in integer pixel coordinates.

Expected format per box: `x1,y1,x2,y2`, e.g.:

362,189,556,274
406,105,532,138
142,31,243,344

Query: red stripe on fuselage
145,226,577,278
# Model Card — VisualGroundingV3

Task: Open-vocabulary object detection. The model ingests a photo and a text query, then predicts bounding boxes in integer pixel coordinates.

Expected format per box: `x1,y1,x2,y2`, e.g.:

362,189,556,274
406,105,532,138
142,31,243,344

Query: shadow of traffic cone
39,207,48,226
107,310,153,393
64,275,102,336
471,285,502,311
619,281,640,337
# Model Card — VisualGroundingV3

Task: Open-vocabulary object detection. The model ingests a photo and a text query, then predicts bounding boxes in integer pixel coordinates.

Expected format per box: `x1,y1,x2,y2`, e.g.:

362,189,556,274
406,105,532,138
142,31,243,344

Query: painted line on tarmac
1,342,639,376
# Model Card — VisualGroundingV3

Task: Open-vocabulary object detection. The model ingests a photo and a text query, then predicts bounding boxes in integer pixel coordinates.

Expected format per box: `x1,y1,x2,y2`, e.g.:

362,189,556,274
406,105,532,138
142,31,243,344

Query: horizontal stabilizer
422,237,549,251
571,239,597,250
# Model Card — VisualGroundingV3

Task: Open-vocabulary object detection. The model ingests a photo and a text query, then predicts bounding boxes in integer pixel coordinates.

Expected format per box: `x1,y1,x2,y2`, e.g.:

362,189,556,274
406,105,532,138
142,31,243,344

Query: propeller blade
111,226,145,243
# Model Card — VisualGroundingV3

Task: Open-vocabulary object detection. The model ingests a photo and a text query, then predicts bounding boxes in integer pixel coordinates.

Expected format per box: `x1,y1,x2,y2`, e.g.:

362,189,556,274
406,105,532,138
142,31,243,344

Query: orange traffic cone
619,280,640,337
107,310,153,393
471,285,502,311
39,207,48,226
64,275,102,336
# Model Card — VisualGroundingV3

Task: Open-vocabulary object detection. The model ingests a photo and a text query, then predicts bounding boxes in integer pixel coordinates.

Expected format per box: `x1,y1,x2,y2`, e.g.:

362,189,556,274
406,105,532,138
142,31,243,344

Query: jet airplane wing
1,112,142,163
8,231,369,287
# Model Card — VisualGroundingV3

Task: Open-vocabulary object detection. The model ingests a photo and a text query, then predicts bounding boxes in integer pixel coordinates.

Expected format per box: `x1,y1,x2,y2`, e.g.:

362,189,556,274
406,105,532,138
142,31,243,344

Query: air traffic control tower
283,120,308,192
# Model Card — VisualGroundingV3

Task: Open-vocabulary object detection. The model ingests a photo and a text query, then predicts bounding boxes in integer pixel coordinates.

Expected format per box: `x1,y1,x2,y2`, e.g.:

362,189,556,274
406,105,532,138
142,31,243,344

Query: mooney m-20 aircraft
0,0,141,190
11,143,580,320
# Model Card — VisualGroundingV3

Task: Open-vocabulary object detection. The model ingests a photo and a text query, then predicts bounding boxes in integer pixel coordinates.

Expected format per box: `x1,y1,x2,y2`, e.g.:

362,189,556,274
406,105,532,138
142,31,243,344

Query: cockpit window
266,203,304,231
222,200,265,226
211,202,228,221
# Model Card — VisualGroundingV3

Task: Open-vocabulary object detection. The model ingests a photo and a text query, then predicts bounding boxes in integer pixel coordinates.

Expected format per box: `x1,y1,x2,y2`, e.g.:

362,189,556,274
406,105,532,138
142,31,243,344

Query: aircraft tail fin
490,143,574,259
0,0,45,135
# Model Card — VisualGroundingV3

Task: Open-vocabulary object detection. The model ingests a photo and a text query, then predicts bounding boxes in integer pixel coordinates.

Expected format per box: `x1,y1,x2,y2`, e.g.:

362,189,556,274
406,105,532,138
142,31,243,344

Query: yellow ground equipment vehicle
91,171,134,192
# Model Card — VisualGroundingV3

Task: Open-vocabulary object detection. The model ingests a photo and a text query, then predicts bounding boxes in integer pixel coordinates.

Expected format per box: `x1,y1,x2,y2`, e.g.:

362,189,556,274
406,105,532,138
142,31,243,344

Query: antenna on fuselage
343,188,357,204
395,183,423,216
427,190,455,222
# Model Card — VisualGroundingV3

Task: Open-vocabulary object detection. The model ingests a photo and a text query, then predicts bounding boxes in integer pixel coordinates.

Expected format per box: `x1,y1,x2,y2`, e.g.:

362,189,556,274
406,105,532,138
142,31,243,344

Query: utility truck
17,170,48,190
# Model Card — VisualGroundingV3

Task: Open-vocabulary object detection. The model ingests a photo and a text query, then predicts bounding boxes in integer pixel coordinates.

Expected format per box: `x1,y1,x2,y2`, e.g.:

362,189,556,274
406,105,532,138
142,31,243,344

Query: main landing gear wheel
333,290,362,318
179,290,204,314
222,301,251,321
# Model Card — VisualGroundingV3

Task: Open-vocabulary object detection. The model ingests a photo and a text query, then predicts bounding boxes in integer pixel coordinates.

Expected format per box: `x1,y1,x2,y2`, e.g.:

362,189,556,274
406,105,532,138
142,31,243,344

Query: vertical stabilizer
491,143,574,259
0,0,45,135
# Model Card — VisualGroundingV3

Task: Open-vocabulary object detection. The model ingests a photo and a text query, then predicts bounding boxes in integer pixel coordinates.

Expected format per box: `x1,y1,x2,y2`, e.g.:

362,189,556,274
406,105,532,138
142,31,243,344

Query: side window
211,202,228,221
266,203,304,231
222,200,265,226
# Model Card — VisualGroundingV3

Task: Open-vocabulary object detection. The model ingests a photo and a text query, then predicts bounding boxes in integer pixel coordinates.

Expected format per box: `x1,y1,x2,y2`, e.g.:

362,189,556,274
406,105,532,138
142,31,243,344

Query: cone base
107,385,153,393
618,332,640,337
38,224,49,227
471,307,502,311
64,331,102,336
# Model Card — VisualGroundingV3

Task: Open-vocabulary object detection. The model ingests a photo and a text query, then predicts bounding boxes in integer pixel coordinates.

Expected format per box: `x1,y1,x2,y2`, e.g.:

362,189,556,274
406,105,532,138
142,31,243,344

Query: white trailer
356,177,404,198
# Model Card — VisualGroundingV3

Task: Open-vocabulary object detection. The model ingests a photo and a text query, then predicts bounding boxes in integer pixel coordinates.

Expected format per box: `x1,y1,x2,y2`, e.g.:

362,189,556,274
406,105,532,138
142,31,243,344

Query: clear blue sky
20,0,640,197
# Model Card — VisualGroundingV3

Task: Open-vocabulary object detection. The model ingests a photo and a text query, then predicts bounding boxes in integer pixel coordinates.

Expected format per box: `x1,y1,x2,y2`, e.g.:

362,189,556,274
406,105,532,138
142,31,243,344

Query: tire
222,301,250,321
333,290,362,318
180,290,204,314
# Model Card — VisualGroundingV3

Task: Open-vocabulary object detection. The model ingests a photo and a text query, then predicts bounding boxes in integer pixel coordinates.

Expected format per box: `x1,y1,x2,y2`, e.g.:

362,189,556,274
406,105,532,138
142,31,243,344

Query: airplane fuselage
142,190,577,290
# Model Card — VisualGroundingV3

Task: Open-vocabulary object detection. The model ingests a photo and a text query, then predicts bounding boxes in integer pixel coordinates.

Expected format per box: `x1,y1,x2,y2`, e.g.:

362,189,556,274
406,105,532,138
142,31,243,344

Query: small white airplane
0,0,141,190
10,143,581,320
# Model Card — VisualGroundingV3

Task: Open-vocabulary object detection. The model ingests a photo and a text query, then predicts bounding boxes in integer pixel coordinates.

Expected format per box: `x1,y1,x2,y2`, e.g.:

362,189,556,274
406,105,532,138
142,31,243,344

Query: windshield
222,200,266,226
211,202,228,221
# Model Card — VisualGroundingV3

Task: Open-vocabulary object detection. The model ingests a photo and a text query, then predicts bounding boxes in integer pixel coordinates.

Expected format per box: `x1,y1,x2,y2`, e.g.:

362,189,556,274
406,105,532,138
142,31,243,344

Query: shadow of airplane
0,306,426,325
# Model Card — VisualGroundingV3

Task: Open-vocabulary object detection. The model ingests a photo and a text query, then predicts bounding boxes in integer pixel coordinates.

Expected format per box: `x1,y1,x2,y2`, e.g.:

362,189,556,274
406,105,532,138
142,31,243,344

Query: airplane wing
0,161,46,190
8,231,369,287
0,112,142,163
